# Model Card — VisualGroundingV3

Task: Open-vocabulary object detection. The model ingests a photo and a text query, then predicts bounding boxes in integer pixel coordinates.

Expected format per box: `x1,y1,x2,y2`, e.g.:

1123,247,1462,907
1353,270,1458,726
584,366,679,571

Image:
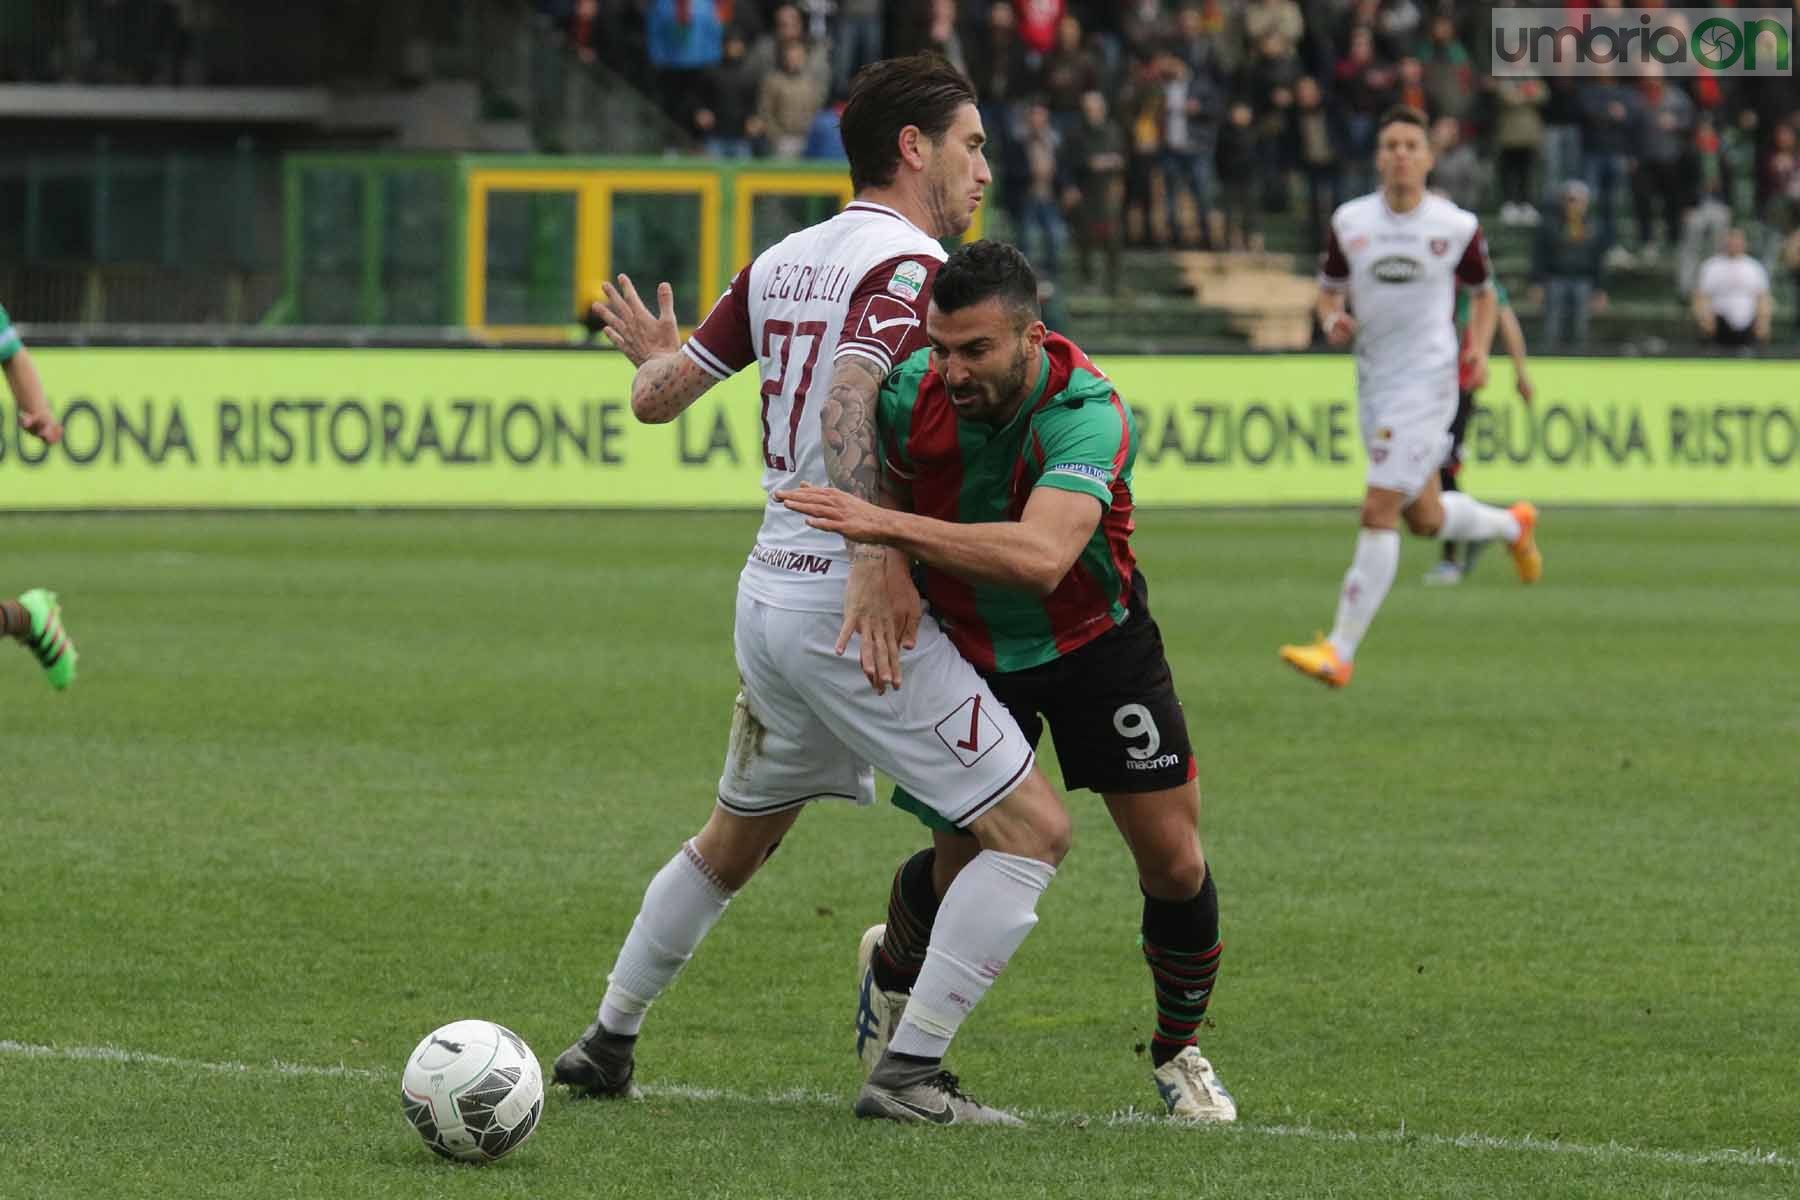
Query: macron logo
867,313,920,334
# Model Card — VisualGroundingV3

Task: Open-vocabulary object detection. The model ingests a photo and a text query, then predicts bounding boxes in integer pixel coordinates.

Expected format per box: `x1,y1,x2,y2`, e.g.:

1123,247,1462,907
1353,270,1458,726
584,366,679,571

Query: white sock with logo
1327,528,1400,662
597,841,733,1036
1437,491,1521,544
888,849,1055,1060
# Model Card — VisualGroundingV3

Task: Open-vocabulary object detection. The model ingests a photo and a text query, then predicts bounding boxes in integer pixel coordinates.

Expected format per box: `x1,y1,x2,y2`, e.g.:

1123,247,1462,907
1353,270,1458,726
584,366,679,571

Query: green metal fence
275,155,972,339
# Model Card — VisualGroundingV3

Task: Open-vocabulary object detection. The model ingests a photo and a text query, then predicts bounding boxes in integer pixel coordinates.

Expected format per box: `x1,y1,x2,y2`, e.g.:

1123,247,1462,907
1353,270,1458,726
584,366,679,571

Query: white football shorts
717,589,1035,827
1359,385,1457,498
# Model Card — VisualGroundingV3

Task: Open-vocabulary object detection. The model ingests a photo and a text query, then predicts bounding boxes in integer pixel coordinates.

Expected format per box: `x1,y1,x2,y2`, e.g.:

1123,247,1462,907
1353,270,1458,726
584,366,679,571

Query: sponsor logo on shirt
1044,462,1111,484
1371,255,1424,284
749,543,834,575
887,260,927,301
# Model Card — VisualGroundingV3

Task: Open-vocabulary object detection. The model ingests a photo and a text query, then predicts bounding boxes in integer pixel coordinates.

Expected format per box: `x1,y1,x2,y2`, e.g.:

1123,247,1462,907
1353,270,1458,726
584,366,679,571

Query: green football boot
18,588,77,690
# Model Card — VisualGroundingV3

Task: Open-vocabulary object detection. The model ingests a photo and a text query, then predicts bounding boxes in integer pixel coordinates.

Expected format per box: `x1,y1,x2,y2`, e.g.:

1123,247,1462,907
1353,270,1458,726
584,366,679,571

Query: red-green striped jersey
879,332,1137,674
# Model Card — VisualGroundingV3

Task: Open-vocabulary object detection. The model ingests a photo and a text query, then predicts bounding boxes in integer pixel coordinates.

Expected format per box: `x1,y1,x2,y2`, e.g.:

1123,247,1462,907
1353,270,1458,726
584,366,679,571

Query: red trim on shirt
1319,227,1351,283
1455,226,1492,287
685,264,754,377
835,254,940,373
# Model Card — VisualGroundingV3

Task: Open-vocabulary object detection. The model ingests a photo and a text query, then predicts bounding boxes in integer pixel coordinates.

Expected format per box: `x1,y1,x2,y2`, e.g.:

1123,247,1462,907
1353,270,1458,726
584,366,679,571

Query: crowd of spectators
10,1,1796,344
0,0,448,89
554,0,1800,345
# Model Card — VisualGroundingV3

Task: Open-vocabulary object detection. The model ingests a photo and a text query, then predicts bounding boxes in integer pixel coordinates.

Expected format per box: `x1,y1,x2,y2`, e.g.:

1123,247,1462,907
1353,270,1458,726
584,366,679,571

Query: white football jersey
1319,191,1491,421
681,201,945,612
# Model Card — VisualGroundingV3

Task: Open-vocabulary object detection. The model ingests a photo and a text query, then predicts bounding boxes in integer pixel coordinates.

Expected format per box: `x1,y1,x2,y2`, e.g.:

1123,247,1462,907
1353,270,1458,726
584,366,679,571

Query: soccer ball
400,1019,544,1164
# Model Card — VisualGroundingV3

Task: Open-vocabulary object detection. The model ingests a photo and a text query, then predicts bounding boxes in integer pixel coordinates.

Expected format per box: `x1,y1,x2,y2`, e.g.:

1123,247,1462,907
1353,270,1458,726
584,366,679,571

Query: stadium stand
3,1,1796,352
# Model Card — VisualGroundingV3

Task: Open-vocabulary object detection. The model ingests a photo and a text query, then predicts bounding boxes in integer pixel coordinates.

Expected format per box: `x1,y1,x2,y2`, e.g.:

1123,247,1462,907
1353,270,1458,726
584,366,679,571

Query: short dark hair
840,55,978,192
932,241,1040,326
1378,104,1429,135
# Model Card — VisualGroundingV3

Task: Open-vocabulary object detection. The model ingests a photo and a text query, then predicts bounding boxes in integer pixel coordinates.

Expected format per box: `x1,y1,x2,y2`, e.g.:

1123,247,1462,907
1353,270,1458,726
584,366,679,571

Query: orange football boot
1279,635,1353,688
1508,502,1542,584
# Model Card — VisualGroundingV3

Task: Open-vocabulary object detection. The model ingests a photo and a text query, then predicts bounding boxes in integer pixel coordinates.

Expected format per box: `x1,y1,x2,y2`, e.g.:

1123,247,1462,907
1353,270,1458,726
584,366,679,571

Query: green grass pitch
2,508,1795,1198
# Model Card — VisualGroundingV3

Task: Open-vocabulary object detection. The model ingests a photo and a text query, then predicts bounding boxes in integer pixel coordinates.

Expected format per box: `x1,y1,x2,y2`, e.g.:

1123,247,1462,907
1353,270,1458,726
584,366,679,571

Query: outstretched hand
774,484,895,545
585,274,681,367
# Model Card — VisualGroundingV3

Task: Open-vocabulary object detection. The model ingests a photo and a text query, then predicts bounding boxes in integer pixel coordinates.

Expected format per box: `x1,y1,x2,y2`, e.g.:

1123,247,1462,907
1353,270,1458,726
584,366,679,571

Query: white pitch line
3,1040,1791,1172
0,1038,387,1080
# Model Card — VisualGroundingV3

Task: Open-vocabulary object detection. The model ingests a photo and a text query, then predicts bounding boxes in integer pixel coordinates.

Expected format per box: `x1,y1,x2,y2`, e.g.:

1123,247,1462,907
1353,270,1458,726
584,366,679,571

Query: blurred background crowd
4,0,1797,349
523,2,1800,323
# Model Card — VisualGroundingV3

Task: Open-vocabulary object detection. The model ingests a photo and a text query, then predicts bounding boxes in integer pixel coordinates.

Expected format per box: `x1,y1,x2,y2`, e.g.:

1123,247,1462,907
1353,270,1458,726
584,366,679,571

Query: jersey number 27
758,319,827,471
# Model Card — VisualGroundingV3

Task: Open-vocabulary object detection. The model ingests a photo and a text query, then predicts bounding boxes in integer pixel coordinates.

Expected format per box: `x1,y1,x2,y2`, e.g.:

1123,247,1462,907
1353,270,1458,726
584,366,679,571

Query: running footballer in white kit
1280,105,1543,689
552,56,1072,1127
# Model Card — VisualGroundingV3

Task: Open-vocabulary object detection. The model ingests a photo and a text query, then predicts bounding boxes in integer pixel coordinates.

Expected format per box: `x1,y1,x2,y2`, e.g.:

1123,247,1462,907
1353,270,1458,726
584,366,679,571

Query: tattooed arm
820,355,888,531
820,353,910,693
629,353,717,424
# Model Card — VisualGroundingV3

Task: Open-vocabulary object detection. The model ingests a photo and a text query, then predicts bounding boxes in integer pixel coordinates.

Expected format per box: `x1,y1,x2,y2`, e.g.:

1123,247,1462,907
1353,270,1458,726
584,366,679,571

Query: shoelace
933,1071,978,1104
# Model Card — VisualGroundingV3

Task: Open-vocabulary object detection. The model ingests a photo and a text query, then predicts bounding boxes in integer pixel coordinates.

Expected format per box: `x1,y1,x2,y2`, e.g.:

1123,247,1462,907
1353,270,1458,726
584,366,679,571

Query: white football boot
853,924,909,1075
1153,1046,1238,1122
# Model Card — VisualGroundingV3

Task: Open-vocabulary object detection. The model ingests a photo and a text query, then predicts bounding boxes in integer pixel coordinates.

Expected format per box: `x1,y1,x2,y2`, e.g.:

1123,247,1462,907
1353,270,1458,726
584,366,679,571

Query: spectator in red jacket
1016,0,1065,55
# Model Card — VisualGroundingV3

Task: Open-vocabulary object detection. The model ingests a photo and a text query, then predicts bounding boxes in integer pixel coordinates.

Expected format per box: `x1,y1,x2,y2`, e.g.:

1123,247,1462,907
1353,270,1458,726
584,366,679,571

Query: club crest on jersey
1348,234,1370,252
887,260,928,301
1430,238,1449,256
1371,255,1423,284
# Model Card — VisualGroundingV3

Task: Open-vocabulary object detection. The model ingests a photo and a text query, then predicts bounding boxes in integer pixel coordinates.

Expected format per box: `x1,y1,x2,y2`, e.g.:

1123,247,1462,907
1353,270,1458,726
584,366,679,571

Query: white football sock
888,850,1055,1060
1437,491,1521,544
1327,528,1400,662
597,841,733,1036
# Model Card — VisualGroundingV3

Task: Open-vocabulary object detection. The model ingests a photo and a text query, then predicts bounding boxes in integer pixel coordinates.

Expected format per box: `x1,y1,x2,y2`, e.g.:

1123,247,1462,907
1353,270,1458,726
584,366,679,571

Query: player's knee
1006,796,1072,867
1023,772,1073,865
973,774,1071,866
1405,508,1443,537
1358,501,1396,530
1038,802,1073,866
1139,844,1206,899
695,807,792,890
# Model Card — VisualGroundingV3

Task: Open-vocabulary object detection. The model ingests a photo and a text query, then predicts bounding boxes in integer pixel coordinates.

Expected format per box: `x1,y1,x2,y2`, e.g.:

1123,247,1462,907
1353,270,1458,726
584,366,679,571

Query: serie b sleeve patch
887,260,928,301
